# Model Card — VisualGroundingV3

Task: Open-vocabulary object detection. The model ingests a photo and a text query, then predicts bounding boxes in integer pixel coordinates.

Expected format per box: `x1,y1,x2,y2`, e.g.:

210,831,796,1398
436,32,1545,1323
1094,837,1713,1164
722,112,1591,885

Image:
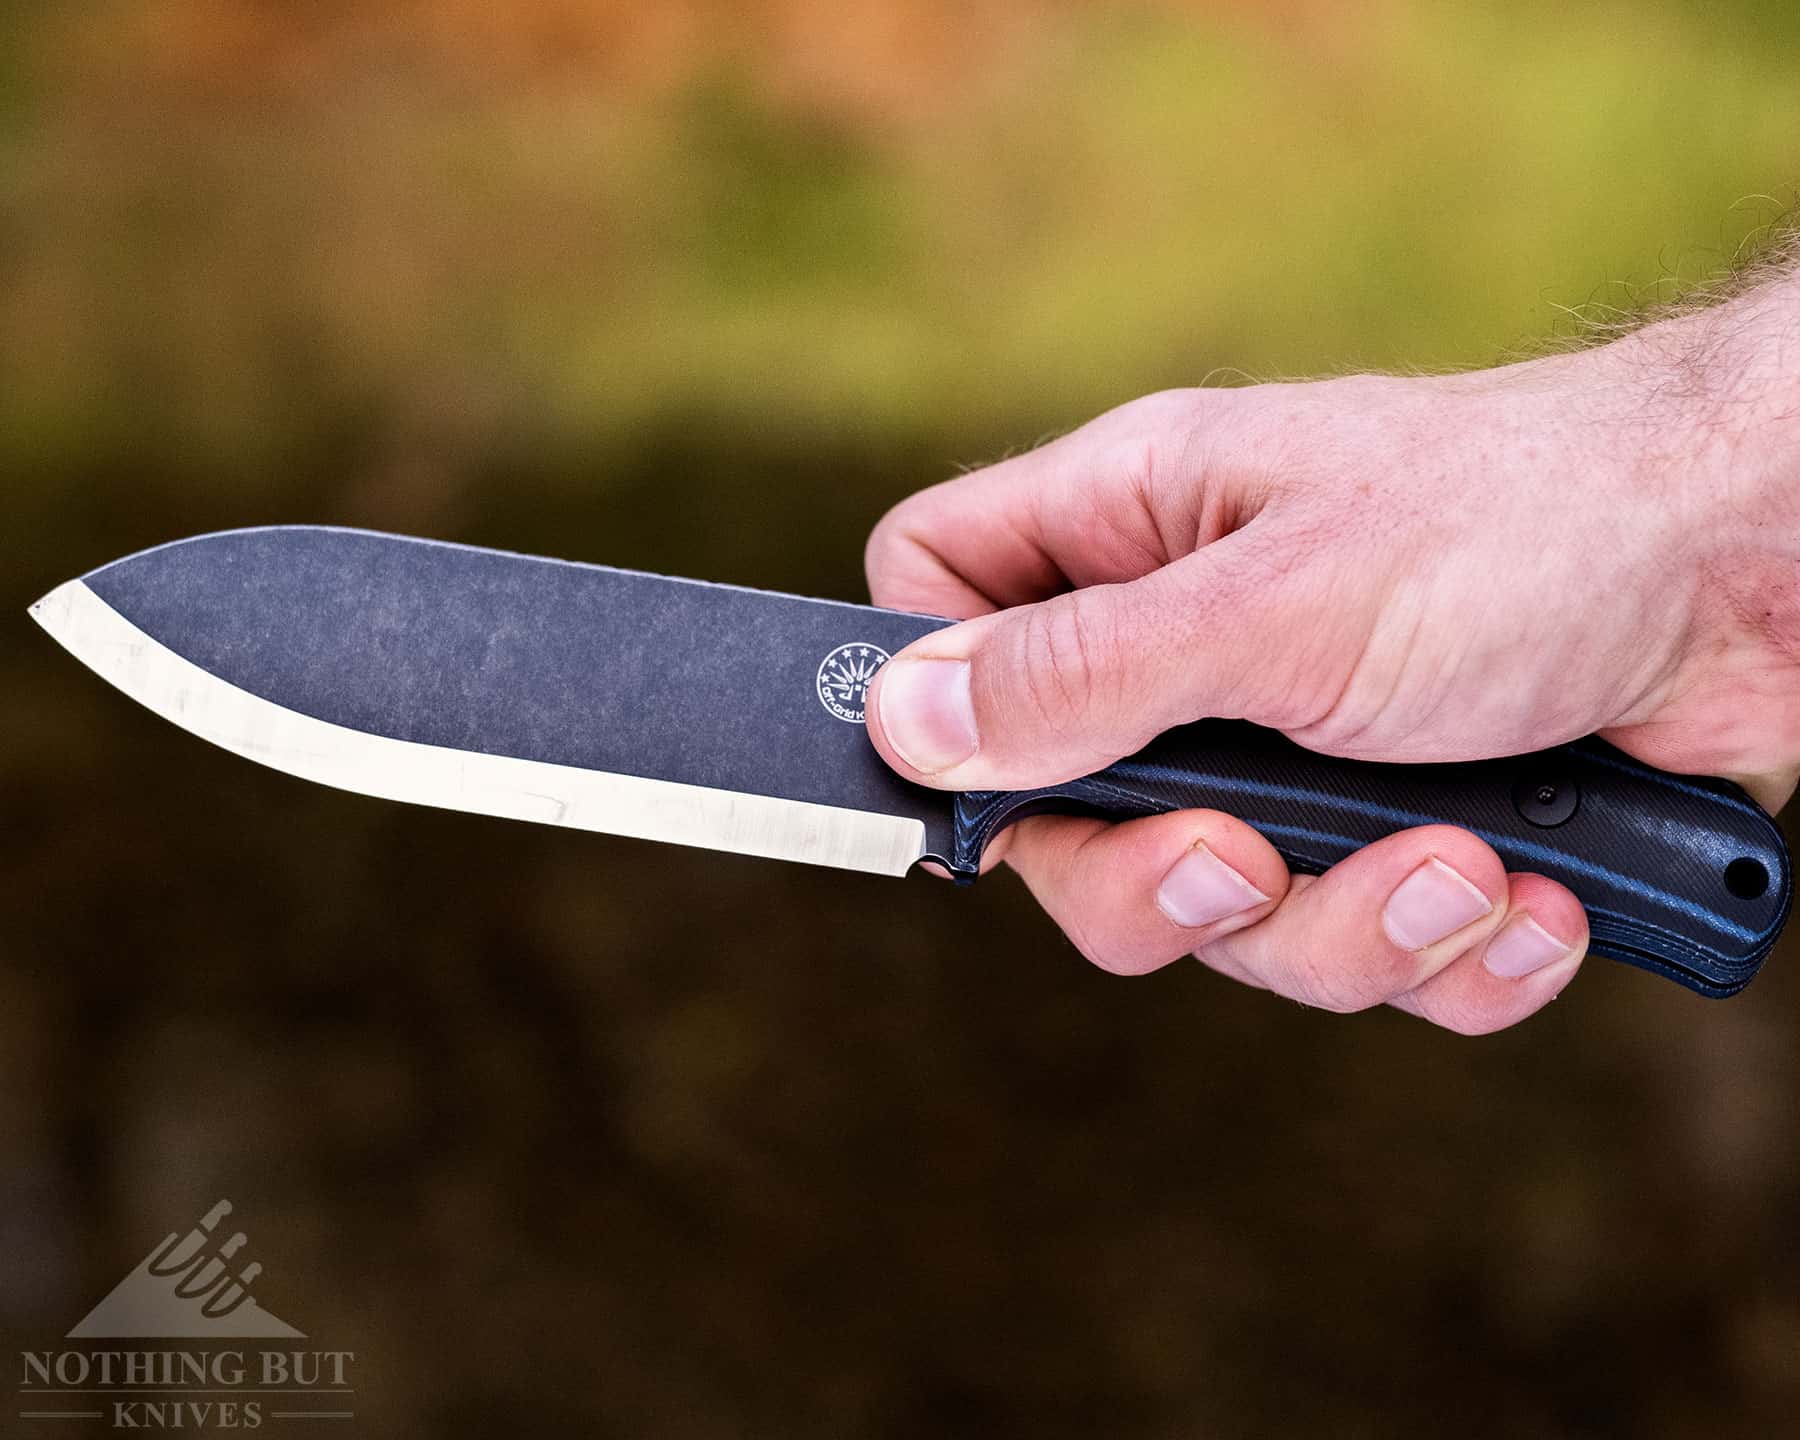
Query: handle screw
1513,772,1579,828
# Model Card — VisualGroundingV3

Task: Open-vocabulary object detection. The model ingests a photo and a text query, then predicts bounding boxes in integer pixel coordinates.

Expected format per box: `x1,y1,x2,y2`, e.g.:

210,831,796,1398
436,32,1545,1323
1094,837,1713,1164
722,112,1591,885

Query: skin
862,269,1800,1035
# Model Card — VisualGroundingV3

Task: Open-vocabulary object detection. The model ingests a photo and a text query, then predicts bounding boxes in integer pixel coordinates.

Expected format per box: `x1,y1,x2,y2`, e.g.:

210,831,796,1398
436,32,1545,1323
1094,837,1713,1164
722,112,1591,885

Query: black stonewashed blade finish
28,526,1792,998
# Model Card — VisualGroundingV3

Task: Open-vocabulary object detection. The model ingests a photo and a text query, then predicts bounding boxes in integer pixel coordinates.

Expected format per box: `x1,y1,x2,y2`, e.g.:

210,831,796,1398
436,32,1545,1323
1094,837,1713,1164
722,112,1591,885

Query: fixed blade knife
28,526,1791,997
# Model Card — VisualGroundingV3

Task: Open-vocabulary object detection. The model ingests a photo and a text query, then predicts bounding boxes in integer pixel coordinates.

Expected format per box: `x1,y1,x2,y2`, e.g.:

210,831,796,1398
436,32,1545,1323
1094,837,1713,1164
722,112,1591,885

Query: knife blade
28,525,1790,997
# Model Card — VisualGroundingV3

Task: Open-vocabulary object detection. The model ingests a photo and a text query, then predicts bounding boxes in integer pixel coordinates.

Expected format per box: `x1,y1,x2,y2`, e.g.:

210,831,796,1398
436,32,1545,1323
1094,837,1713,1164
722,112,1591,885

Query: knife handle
948,720,1791,997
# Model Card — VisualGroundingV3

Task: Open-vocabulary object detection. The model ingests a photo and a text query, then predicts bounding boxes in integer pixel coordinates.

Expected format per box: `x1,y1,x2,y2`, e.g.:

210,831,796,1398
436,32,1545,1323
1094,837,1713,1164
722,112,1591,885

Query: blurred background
5,1,1800,1434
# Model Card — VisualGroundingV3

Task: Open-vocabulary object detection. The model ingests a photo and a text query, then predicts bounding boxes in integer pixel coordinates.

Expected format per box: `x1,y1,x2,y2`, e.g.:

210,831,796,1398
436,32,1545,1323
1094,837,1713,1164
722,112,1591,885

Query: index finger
863,389,1230,617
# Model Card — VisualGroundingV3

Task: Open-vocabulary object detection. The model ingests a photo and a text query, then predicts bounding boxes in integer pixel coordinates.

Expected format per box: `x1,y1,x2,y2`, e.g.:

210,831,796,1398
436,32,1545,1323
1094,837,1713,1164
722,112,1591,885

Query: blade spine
28,579,928,877
70,523,951,625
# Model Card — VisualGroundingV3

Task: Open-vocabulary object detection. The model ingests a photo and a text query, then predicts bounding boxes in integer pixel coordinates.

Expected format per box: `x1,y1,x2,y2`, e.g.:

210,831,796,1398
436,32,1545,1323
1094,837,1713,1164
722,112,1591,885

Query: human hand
863,279,1800,1031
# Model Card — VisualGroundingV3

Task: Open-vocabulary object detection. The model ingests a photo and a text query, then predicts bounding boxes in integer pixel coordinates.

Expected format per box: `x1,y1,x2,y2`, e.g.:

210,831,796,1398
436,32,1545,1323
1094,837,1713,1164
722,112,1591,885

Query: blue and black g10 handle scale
947,722,1791,998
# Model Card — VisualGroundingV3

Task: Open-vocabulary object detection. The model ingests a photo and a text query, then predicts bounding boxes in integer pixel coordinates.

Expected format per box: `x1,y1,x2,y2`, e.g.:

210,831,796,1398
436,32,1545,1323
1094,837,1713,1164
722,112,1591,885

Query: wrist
1633,268,1800,546
1612,269,1800,791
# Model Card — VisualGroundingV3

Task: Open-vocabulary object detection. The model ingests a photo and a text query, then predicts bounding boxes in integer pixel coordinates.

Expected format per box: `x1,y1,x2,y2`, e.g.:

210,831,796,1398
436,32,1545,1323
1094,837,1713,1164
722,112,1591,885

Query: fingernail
1483,914,1573,978
1382,858,1493,951
1156,844,1269,928
876,659,977,774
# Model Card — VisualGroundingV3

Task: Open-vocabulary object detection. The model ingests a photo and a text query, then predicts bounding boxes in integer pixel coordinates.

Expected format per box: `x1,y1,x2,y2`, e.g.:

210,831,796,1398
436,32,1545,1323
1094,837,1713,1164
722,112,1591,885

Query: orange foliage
61,0,1369,122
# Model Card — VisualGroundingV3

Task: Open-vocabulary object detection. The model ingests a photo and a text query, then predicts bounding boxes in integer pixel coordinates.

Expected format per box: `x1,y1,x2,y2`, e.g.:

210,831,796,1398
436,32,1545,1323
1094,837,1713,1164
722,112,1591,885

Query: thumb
866,528,1318,790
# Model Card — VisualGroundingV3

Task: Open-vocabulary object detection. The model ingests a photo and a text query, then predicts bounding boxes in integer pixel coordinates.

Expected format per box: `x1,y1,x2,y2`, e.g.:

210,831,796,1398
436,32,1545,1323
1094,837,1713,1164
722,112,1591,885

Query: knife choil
30,526,1791,997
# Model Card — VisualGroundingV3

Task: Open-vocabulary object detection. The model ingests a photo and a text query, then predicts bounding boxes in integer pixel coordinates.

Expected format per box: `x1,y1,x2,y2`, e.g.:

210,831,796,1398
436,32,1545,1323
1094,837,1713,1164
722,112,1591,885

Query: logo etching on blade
816,643,891,724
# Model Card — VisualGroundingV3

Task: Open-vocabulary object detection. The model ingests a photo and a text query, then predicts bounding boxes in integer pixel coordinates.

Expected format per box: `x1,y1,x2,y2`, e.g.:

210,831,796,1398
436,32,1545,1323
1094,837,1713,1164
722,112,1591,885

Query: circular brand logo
816,642,891,723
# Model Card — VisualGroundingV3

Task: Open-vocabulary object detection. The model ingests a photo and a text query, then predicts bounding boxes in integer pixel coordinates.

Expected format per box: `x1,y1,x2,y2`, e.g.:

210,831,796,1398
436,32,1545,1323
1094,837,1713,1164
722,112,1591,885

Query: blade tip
26,578,91,646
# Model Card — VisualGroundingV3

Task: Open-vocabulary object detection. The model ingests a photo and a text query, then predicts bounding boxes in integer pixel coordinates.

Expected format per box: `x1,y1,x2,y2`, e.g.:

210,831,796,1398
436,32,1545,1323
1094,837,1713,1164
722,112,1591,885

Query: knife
28,525,1790,997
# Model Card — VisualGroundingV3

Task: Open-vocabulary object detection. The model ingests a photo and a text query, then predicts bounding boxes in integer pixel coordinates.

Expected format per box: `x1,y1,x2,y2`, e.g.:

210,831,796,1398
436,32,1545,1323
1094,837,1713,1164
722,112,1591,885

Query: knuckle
1418,990,1522,1037
1197,931,1370,1010
1292,944,1418,1014
1014,591,1117,739
1110,388,1248,526
1196,528,1363,734
1083,946,1157,978
1110,387,1210,443
862,495,925,585
1062,918,1151,977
